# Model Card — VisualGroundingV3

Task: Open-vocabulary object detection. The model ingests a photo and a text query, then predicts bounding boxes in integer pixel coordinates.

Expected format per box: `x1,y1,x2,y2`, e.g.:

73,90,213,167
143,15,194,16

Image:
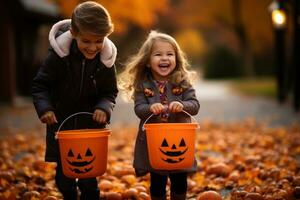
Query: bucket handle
142,110,200,131
55,112,107,139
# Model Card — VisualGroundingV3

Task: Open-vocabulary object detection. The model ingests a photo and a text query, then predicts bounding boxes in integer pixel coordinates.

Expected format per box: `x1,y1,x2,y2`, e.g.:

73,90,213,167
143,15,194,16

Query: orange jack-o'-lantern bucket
56,112,110,178
143,110,199,170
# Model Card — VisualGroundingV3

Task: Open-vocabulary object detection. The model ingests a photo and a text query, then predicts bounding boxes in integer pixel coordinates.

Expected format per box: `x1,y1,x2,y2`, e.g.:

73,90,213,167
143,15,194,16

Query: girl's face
72,31,104,59
149,40,176,81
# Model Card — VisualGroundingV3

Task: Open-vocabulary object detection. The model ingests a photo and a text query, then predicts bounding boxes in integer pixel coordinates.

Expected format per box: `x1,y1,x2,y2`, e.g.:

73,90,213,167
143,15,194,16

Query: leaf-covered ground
0,120,300,200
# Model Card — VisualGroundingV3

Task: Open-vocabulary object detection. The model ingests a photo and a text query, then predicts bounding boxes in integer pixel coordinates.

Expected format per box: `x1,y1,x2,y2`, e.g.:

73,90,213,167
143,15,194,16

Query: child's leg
150,172,168,200
55,162,78,200
77,178,100,200
169,172,187,200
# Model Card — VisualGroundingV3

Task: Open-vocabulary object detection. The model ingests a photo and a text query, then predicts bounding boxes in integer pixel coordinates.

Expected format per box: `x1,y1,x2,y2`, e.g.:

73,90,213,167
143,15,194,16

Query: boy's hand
169,101,183,113
150,103,165,115
93,109,107,124
40,111,57,125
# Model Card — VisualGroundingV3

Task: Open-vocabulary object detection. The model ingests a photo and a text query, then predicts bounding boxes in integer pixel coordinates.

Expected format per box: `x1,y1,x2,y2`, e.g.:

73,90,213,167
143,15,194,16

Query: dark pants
55,162,100,200
150,172,187,198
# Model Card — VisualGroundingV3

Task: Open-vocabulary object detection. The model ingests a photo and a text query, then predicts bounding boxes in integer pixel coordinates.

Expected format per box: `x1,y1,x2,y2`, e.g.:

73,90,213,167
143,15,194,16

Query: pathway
1,80,300,138
195,80,300,127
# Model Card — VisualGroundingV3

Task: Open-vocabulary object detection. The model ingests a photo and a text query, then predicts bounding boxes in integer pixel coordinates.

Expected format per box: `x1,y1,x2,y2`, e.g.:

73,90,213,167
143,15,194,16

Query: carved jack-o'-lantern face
159,138,188,163
66,148,96,174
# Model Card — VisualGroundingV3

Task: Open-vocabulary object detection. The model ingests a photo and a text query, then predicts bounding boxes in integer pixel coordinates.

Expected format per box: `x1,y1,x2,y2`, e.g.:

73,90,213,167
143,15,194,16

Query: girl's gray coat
133,74,200,176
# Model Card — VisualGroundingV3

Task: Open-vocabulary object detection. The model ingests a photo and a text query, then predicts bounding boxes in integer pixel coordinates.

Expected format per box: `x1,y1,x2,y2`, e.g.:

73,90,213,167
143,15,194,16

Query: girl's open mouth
159,63,170,68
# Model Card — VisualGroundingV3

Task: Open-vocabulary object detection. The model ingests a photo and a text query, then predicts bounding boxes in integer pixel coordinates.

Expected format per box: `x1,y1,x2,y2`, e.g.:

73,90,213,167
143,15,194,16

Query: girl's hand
150,103,165,115
40,111,58,125
93,109,107,124
169,101,183,113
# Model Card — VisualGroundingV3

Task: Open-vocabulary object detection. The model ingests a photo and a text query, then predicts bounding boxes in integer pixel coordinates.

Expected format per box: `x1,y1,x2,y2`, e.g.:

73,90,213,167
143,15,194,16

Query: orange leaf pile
0,119,300,199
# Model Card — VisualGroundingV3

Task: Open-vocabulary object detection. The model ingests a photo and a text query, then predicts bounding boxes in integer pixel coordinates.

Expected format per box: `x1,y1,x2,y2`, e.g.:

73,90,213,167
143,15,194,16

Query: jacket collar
48,19,117,68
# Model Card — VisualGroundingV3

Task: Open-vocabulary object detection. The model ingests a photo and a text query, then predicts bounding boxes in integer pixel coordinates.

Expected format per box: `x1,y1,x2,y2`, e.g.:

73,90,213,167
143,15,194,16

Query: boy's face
149,40,176,81
72,30,104,59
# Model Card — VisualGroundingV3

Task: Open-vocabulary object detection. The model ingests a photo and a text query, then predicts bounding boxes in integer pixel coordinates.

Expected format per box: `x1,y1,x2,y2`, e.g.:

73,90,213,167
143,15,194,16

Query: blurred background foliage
3,0,298,104
53,0,276,79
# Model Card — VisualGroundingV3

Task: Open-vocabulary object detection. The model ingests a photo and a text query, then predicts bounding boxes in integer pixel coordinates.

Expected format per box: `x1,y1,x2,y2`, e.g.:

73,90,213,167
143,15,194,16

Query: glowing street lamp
269,0,287,29
269,0,287,103
271,9,287,29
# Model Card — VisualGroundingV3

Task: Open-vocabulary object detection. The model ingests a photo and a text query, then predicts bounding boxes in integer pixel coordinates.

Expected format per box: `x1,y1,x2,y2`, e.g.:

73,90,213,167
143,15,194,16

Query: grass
230,77,277,98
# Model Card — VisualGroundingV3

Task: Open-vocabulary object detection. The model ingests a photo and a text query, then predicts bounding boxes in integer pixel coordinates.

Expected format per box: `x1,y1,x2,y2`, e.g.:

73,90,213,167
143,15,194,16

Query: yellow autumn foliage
175,29,207,59
55,0,169,34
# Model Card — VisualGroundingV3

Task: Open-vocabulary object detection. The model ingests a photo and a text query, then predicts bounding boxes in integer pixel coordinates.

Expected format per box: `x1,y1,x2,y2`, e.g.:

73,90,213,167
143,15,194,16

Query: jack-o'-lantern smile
159,138,188,163
159,147,188,157
67,157,96,167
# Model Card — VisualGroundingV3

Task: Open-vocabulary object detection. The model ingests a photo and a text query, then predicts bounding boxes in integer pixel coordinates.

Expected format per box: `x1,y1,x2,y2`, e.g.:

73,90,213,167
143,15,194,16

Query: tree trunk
293,0,300,110
231,0,254,77
0,4,16,103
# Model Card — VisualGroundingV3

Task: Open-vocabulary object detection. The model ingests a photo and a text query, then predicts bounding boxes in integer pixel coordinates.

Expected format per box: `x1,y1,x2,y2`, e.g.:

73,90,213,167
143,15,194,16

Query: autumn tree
53,0,274,77
54,0,169,34
157,0,274,77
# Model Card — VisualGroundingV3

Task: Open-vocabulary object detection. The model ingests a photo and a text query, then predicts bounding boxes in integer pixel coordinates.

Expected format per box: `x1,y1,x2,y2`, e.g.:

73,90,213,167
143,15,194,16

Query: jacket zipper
75,59,86,129
79,59,85,97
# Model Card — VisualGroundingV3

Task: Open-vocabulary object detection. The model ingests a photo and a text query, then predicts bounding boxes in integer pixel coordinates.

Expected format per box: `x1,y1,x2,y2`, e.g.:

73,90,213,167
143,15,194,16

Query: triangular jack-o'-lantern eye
179,138,186,147
85,148,93,157
161,138,169,147
68,149,74,157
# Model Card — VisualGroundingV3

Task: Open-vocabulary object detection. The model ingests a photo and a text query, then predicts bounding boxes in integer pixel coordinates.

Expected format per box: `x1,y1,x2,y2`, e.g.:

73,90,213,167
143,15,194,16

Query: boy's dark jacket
32,20,118,162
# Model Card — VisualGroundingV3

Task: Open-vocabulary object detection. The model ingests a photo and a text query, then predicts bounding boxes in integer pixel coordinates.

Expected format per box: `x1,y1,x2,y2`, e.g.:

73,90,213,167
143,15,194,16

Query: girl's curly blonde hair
118,30,197,100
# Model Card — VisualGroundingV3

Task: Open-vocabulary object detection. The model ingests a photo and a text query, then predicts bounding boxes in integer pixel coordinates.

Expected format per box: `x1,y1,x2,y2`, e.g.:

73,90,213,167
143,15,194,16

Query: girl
32,1,118,199
119,31,200,200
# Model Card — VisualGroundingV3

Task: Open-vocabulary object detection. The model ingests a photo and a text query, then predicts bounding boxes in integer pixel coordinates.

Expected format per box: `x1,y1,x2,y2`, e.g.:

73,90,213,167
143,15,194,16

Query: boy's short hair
71,1,114,36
